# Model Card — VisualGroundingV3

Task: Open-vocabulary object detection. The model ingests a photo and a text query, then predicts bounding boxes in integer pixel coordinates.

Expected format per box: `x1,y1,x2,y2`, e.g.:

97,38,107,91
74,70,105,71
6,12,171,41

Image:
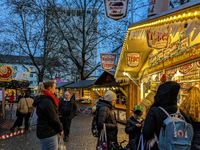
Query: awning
64,80,96,88
56,81,73,89
115,1,200,83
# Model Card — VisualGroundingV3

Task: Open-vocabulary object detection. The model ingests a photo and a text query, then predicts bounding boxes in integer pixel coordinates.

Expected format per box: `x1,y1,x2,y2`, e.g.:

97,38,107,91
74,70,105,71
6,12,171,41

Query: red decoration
160,74,166,83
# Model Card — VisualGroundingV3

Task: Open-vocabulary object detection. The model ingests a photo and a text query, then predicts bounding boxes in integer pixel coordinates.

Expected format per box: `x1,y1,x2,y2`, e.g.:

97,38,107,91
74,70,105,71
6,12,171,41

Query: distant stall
55,81,73,98
64,80,98,114
93,71,136,124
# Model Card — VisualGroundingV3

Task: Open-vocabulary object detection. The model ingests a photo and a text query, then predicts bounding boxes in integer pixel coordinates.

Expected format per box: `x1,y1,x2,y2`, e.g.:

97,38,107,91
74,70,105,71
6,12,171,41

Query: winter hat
104,90,117,102
133,105,144,112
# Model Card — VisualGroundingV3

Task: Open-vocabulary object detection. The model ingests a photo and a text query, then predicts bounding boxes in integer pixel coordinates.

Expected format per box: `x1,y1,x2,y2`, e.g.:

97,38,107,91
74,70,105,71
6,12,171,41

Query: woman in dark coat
180,87,200,150
142,81,191,150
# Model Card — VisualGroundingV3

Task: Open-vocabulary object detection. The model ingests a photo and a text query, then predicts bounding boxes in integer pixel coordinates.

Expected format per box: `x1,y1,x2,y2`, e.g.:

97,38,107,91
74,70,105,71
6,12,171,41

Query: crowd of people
9,80,200,150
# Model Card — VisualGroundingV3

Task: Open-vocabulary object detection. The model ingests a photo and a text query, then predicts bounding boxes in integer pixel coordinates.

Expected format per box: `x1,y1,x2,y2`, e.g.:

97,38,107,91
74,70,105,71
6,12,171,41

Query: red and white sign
147,28,170,49
103,0,129,21
197,61,200,68
179,63,194,74
181,37,189,49
166,68,177,77
126,53,140,67
148,0,170,16
100,53,117,71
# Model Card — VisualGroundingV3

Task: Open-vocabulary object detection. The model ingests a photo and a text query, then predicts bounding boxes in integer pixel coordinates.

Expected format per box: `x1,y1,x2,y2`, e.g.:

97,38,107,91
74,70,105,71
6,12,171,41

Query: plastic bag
58,135,66,150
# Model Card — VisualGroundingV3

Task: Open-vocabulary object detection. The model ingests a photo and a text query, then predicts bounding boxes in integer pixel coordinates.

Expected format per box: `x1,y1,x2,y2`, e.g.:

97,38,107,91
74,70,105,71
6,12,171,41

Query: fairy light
194,11,197,16
178,15,181,18
188,12,191,17
183,13,186,17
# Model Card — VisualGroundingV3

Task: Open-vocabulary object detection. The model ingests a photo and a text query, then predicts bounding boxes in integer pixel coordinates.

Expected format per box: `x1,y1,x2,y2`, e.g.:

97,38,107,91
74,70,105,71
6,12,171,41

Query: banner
148,0,170,16
126,53,140,67
103,0,129,21
100,53,117,71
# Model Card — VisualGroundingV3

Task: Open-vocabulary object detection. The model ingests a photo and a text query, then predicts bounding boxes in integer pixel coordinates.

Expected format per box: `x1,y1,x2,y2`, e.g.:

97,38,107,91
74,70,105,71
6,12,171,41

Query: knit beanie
104,90,117,102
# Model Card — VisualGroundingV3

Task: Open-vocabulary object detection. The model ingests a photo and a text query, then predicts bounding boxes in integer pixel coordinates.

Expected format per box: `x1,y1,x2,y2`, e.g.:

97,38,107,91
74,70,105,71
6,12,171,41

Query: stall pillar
2,87,5,117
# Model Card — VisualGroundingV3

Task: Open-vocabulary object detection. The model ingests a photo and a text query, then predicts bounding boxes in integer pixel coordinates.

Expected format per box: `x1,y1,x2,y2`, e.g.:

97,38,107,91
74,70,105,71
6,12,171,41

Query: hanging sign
147,28,170,49
179,63,194,74
166,68,177,77
100,53,117,71
103,0,129,21
0,64,13,82
126,53,140,67
196,60,200,68
148,0,170,16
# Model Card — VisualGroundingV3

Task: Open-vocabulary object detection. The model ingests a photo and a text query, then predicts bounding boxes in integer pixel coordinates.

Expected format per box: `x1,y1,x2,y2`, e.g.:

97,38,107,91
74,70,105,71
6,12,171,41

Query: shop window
115,87,127,105
30,73,33,78
30,81,33,84
82,90,90,99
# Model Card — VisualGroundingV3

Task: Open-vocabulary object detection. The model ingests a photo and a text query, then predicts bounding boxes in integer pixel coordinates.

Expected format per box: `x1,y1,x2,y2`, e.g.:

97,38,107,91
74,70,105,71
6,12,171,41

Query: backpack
157,107,193,150
91,108,110,137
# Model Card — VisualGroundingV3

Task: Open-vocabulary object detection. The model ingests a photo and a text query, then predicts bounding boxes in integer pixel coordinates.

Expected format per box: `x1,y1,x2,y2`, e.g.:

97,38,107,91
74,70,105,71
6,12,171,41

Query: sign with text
179,63,194,74
103,0,129,21
126,53,140,67
100,53,117,71
147,28,170,49
166,68,177,77
148,0,170,16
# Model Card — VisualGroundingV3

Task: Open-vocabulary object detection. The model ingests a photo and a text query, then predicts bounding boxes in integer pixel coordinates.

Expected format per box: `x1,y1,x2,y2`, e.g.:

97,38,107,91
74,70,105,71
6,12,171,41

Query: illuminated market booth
64,80,98,114
55,81,73,98
93,71,137,124
115,1,200,106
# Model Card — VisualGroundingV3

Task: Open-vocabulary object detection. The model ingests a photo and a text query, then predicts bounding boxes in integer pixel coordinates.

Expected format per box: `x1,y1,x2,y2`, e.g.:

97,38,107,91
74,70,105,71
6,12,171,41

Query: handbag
97,124,108,150
137,134,151,150
25,98,33,114
58,135,66,150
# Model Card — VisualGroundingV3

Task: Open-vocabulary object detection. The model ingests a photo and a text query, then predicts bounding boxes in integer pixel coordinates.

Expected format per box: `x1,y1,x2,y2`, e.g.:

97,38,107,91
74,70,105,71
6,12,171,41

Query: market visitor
179,87,200,150
9,91,15,103
142,81,191,150
33,80,63,150
59,91,77,142
96,90,118,149
125,105,144,150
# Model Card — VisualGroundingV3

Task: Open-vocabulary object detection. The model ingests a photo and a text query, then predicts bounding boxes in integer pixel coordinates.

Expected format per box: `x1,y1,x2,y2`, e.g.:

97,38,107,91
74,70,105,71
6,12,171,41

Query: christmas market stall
55,81,73,99
0,64,30,117
64,80,98,114
115,1,200,106
93,71,137,124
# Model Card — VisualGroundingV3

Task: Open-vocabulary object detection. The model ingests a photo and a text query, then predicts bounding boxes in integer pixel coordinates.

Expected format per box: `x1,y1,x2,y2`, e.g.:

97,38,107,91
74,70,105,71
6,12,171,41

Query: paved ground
0,105,129,150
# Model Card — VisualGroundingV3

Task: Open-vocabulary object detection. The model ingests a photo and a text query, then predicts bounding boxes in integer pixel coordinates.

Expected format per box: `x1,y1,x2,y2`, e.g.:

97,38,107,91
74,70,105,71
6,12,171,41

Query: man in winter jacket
59,91,77,142
142,81,191,150
96,90,118,149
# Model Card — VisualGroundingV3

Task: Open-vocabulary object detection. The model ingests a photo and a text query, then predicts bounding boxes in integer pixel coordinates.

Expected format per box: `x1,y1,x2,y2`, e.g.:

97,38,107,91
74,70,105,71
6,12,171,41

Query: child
125,105,144,150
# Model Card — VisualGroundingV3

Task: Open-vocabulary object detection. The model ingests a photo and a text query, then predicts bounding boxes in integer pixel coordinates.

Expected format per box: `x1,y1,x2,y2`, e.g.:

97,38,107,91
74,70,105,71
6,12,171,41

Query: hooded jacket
33,95,62,139
142,81,191,150
96,100,118,143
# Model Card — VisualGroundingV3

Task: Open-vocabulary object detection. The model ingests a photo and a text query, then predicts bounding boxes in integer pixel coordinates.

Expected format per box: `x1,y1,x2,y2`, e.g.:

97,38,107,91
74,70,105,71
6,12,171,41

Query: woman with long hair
33,80,63,150
180,87,200,150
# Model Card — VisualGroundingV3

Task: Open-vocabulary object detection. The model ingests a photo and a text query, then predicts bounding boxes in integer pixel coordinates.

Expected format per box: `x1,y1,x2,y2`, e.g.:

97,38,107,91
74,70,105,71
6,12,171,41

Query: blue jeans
39,135,58,150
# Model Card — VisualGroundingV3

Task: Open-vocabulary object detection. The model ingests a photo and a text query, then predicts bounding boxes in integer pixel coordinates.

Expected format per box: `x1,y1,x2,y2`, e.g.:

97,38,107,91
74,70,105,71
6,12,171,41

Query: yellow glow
161,19,163,23
174,16,176,19
170,17,173,20
188,12,191,16
167,18,169,21
164,19,166,22
183,13,186,17
178,15,181,18
194,11,197,16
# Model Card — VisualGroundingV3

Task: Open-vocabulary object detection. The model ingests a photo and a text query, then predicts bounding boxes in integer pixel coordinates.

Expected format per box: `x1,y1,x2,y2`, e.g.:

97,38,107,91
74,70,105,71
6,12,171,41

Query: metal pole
131,0,133,24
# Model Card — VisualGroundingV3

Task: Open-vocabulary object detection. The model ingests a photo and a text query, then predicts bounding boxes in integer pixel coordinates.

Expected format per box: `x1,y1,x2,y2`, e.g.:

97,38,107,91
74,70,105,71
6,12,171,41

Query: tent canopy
64,80,95,88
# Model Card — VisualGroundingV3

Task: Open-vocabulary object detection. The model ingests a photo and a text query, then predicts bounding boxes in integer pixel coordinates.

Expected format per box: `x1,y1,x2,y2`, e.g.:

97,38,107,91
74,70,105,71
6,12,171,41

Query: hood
151,81,180,107
96,99,112,111
33,95,47,107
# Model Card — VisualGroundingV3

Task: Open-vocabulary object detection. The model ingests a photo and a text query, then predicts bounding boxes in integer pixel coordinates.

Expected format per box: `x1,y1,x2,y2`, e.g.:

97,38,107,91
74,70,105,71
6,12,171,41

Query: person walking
96,90,118,149
59,91,77,142
142,81,191,150
179,87,200,150
33,80,63,150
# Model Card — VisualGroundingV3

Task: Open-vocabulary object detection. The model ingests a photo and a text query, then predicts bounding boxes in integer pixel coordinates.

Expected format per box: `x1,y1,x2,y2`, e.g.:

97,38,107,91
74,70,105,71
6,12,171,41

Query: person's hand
59,131,63,136
135,123,141,127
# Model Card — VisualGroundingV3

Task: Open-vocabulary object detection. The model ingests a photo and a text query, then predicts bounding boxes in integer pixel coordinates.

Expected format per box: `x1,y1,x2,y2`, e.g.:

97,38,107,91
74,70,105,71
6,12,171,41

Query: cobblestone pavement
0,110,129,150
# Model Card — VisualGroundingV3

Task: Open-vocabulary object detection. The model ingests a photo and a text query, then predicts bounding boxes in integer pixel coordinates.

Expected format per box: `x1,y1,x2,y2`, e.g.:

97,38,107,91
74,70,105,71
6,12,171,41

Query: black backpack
91,111,99,137
91,108,110,137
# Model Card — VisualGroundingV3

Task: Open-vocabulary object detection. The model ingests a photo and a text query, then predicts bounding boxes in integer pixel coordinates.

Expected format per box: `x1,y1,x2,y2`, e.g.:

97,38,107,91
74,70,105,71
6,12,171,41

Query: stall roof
56,81,73,88
64,80,95,88
115,1,200,83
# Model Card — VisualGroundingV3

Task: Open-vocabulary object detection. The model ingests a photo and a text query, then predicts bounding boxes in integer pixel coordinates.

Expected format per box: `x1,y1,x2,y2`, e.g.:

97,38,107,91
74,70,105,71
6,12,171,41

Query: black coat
143,81,191,150
33,95,62,139
191,120,200,150
59,94,77,119
96,100,118,143
125,116,142,141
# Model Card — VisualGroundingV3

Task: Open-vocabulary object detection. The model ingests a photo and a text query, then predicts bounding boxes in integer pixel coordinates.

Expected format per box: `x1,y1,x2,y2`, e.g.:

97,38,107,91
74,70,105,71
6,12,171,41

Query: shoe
66,136,69,142
10,127,14,132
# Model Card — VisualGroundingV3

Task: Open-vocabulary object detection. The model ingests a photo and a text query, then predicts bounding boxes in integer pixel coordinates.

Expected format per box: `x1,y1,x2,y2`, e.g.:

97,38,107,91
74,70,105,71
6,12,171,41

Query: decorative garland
0,80,30,89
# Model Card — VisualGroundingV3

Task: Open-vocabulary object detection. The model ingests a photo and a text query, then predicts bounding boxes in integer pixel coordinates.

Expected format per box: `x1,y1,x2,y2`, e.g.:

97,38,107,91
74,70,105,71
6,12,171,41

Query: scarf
43,89,59,109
